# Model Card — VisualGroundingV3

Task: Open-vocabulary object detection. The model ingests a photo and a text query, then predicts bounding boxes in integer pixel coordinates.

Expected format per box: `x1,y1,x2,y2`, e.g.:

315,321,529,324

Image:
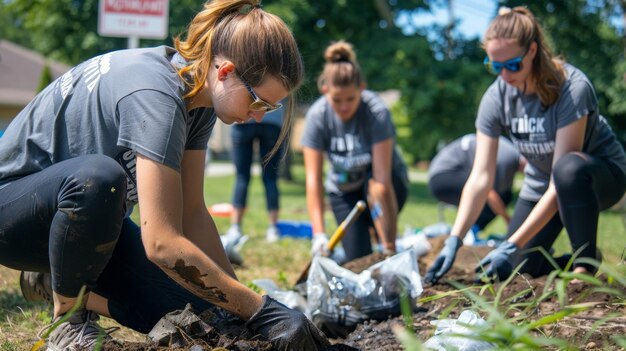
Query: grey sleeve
301,101,326,151
186,109,214,150
556,78,597,129
116,90,186,171
476,82,504,138
370,104,395,144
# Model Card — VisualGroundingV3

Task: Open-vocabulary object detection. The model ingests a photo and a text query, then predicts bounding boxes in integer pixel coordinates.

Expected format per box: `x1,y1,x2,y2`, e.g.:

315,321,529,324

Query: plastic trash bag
251,278,309,316
396,226,432,257
423,310,496,351
307,250,423,338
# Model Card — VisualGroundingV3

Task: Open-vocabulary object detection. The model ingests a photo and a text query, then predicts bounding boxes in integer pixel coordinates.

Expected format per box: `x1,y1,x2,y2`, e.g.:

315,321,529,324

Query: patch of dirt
102,236,626,350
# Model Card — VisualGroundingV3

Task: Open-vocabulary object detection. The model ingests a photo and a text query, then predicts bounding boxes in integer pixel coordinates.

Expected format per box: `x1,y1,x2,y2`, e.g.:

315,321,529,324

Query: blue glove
423,236,462,284
475,241,518,282
246,295,330,351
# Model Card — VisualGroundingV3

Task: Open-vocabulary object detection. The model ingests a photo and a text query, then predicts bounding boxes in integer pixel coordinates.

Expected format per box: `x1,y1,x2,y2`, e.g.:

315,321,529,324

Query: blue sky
399,1,623,38
398,0,498,39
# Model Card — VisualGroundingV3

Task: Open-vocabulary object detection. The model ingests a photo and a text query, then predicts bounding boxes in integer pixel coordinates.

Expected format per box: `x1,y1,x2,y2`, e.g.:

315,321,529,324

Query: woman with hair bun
424,6,626,284
0,1,329,349
302,40,409,262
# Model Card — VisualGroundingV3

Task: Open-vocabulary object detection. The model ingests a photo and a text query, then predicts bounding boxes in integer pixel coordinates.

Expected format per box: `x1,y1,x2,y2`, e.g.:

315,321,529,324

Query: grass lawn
0,162,623,350
198,162,625,287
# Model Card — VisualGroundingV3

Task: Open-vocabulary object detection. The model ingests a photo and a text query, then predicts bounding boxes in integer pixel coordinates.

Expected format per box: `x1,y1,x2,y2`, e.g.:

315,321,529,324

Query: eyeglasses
238,76,282,113
483,51,527,75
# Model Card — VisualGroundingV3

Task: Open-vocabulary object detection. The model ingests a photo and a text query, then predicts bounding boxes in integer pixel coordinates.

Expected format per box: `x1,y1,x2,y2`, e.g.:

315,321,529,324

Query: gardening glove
311,232,330,256
246,295,330,351
475,241,518,282
423,235,462,285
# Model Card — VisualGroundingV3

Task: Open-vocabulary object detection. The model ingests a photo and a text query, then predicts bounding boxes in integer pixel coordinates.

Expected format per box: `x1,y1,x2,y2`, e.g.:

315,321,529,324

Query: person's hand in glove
246,295,330,351
423,235,462,284
475,241,518,282
311,232,329,256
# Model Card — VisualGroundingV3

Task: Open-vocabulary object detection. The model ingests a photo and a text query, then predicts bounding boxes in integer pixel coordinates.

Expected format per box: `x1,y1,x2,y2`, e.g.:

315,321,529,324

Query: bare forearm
369,179,399,250
152,235,261,319
183,206,237,279
306,181,326,233
452,180,491,238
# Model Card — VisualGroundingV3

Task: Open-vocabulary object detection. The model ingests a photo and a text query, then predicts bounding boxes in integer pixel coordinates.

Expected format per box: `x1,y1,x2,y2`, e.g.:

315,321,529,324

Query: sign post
98,0,169,48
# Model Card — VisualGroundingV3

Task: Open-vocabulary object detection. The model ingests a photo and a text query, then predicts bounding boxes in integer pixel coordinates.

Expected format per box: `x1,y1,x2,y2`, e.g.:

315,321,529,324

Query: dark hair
317,40,365,91
484,6,565,106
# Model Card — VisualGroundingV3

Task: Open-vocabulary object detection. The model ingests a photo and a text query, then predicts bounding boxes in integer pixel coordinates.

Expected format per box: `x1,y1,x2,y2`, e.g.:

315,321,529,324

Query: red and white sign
98,0,169,39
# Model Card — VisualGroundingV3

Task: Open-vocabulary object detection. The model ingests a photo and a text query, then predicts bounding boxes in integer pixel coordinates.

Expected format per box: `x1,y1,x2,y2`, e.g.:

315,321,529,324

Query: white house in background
0,40,71,131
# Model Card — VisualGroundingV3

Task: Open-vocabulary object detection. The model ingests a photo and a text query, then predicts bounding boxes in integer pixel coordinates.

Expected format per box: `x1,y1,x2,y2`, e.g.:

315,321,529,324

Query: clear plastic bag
307,250,423,337
396,226,432,257
423,310,496,351
251,278,309,316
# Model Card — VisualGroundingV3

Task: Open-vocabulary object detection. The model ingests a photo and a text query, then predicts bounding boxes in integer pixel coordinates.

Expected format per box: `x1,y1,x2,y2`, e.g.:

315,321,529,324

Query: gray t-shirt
0,46,215,206
429,134,520,194
476,64,626,201
301,90,407,194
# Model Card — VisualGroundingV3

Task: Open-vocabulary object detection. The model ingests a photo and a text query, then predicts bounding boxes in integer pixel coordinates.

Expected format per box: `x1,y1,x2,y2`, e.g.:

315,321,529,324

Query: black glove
423,236,462,284
246,295,330,351
475,241,518,282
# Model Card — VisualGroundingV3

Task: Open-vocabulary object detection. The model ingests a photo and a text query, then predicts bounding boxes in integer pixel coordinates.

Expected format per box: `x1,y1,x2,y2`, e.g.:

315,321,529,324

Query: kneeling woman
302,40,409,262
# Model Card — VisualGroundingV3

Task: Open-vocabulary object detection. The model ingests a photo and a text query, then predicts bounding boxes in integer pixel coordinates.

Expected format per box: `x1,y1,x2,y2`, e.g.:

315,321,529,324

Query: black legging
508,152,626,276
328,169,409,261
0,155,213,333
429,170,512,231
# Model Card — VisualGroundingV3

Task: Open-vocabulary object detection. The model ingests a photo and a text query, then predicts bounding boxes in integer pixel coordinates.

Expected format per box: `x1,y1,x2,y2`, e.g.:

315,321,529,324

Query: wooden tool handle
327,200,367,251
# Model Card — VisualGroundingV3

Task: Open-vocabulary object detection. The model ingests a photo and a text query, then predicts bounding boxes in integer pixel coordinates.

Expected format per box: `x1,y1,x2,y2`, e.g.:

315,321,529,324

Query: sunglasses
483,51,527,75
238,76,282,113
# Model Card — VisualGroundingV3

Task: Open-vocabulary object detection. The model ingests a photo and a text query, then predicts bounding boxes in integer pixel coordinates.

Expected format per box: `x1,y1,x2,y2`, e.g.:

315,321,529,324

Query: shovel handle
327,200,367,251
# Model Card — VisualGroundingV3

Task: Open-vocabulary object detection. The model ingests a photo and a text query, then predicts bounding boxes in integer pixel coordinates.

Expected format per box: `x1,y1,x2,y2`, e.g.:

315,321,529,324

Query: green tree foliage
390,36,494,161
1,0,623,160
37,63,53,93
3,0,204,65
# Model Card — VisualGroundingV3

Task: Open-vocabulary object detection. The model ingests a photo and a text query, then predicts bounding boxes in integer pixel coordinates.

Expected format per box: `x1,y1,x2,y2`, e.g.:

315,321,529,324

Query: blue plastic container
276,220,313,239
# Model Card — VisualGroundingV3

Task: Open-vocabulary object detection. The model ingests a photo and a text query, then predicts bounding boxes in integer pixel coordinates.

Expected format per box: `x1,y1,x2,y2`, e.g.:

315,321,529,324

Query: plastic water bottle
463,224,480,246
422,222,452,238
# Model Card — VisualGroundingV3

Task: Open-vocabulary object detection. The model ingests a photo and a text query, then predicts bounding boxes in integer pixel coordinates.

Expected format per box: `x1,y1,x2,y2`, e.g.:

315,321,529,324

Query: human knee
552,152,591,191
62,155,127,207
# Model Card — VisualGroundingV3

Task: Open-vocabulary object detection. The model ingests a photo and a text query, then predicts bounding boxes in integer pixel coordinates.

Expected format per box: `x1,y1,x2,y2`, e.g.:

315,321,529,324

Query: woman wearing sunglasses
301,41,409,262
424,6,626,284
0,1,330,350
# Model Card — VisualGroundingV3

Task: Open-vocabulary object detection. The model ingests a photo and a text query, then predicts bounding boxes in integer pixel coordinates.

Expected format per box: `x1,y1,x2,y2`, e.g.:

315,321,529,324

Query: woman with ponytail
0,1,329,349
425,6,626,284
302,40,409,262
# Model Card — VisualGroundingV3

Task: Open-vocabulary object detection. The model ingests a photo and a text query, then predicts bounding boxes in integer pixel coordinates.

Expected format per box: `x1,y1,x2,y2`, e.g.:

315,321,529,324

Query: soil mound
101,236,626,350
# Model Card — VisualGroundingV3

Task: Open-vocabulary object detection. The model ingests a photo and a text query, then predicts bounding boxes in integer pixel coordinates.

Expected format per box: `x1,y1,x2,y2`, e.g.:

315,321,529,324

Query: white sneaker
41,309,117,351
266,225,280,243
225,224,243,245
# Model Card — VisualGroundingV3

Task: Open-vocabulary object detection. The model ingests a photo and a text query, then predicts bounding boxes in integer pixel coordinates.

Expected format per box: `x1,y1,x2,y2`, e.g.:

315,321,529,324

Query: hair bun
324,40,356,64
498,6,512,16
